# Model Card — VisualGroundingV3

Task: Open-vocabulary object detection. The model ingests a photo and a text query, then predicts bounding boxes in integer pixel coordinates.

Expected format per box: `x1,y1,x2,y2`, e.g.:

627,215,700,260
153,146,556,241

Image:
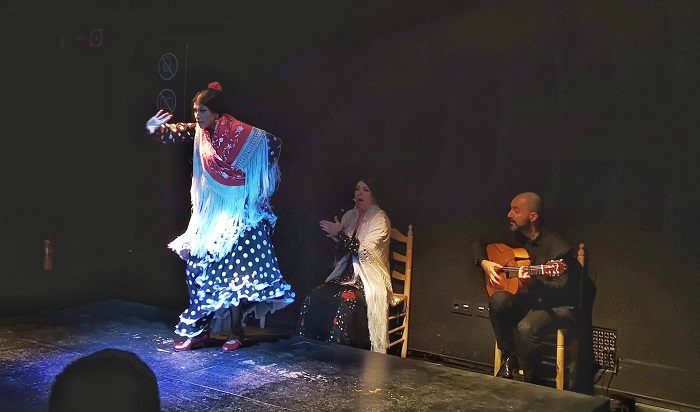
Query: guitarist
472,192,582,386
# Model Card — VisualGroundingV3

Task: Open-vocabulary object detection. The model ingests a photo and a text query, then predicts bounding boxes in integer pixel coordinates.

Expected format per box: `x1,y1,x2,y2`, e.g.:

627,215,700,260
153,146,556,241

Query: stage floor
0,299,610,411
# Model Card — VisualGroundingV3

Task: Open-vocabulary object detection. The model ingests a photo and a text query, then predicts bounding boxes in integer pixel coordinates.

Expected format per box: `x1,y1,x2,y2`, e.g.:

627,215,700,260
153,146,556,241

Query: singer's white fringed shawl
326,204,392,353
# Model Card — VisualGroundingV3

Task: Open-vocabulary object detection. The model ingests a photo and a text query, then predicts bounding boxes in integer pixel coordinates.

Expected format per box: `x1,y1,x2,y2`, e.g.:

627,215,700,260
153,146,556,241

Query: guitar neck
501,265,553,278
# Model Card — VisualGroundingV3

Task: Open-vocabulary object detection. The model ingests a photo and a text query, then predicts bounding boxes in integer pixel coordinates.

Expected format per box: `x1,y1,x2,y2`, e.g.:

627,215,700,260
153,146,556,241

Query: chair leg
494,343,502,376
400,314,408,358
556,329,565,390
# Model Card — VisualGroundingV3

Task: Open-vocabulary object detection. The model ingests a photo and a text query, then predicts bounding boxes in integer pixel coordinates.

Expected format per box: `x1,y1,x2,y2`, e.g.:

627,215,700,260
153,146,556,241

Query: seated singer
297,178,392,353
472,192,582,386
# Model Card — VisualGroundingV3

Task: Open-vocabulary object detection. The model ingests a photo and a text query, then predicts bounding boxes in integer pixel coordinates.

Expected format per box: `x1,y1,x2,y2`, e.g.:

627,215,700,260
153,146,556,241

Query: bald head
513,192,541,214
508,192,541,236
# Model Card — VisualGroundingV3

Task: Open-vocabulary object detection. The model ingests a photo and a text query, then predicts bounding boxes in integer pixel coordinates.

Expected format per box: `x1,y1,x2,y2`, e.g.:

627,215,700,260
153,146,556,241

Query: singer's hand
146,110,173,133
319,217,342,238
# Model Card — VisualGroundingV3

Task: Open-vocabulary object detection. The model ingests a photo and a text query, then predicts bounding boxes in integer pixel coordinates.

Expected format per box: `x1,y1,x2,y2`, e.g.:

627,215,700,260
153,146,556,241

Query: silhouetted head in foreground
49,348,160,412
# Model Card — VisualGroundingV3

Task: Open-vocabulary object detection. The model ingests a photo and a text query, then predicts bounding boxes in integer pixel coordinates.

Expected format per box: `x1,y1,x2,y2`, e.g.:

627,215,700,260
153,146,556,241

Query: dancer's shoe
174,331,210,352
220,339,241,353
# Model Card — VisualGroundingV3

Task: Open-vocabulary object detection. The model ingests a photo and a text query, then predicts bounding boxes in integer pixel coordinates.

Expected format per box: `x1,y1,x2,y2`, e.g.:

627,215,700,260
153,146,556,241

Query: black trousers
489,291,575,383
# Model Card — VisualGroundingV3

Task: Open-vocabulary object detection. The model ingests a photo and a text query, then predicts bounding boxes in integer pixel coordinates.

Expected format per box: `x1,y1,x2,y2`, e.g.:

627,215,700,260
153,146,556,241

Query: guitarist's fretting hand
515,266,533,280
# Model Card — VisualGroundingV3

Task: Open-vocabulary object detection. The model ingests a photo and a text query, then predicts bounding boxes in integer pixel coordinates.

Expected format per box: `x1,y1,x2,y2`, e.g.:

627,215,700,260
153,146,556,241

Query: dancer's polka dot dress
175,219,294,338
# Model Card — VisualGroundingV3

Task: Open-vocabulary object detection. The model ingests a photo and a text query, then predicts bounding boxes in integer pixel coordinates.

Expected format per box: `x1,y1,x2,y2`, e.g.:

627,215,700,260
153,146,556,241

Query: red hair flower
208,82,222,91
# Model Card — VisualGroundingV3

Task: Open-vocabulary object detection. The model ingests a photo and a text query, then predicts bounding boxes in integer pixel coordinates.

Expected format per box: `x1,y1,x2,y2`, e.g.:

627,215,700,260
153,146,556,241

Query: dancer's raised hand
146,110,173,133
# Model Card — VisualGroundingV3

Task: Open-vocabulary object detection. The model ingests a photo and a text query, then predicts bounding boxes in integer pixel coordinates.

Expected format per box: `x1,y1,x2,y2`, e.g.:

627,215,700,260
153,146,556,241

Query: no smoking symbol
158,53,178,80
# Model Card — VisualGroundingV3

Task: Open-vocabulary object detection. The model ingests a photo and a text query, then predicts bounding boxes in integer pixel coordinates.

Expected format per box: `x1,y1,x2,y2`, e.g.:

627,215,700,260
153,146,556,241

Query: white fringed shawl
168,124,280,261
326,204,392,353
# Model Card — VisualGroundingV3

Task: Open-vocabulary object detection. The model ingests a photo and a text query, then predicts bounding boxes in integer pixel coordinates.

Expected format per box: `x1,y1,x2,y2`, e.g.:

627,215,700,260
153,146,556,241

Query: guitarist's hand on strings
481,259,533,289
480,260,504,288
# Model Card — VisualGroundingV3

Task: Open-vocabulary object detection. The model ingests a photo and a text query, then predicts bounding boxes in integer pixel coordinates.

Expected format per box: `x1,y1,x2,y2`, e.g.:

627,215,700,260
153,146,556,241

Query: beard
509,219,531,232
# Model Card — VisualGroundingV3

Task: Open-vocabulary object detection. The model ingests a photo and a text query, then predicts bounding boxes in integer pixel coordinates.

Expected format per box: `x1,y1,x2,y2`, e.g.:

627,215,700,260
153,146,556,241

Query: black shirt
472,227,582,309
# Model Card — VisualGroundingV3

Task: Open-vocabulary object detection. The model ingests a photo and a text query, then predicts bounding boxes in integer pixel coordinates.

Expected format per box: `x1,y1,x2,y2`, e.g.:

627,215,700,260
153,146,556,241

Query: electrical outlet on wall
451,300,472,316
476,303,489,318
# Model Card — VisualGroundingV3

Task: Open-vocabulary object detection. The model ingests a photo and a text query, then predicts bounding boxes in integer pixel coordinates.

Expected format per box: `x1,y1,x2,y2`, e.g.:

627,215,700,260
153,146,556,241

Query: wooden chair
387,225,414,358
494,243,586,390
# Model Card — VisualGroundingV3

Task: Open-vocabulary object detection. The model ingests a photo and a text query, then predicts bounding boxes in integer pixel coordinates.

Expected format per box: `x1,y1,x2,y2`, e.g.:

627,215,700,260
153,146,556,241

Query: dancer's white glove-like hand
146,110,173,133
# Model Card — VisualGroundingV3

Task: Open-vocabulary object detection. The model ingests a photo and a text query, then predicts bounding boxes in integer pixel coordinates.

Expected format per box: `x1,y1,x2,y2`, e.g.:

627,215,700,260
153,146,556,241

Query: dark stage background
1,1,699,409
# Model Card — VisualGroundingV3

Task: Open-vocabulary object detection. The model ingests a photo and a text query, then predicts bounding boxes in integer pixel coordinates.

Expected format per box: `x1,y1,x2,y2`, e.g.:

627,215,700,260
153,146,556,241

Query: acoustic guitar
484,243,567,297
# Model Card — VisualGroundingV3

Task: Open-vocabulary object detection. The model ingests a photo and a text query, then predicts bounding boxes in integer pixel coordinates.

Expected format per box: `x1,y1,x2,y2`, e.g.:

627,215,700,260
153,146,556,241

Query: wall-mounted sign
157,88,177,112
158,53,178,80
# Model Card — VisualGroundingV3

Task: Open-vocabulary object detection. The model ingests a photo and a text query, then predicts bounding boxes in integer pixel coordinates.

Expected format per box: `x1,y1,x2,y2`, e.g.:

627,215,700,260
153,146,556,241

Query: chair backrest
576,243,585,267
387,225,414,358
574,243,596,313
574,242,597,395
390,225,414,291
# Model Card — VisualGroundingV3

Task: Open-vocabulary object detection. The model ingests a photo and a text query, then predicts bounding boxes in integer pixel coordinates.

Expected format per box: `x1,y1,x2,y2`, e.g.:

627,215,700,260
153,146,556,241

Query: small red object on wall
43,234,54,270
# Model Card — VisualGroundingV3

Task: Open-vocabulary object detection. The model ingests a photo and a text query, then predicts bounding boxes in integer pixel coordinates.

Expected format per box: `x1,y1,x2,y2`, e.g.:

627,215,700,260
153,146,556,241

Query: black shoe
497,355,519,379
